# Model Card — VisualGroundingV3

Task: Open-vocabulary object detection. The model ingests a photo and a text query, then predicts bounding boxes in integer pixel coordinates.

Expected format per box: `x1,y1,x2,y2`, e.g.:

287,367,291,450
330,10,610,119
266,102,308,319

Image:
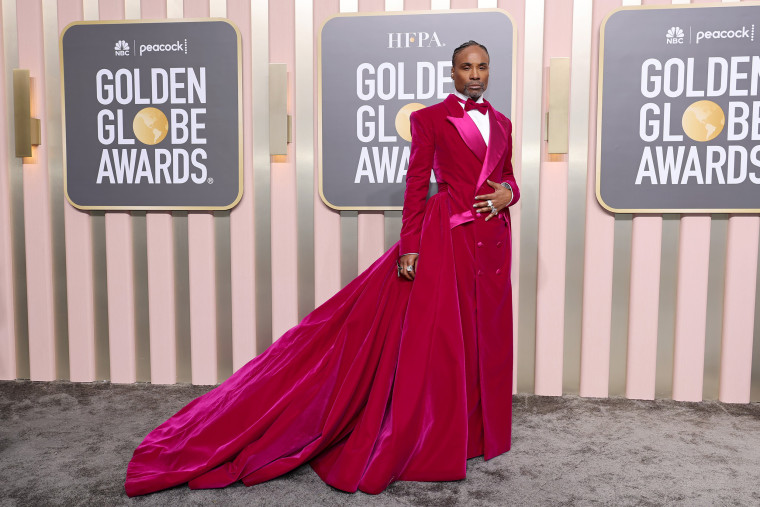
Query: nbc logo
114,40,130,56
666,26,685,44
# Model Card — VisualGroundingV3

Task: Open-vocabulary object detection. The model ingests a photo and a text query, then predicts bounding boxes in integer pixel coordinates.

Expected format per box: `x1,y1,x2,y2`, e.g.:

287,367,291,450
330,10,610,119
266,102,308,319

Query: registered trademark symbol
207,178,214,184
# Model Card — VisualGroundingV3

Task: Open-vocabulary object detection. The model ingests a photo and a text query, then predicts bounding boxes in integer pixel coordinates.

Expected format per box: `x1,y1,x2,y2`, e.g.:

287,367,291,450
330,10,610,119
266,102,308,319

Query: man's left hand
474,180,513,222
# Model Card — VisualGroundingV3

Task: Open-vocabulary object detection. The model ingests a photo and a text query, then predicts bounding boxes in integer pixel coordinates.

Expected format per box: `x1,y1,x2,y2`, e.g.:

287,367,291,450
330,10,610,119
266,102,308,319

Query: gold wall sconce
13,69,41,158
269,63,292,157
545,57,570,155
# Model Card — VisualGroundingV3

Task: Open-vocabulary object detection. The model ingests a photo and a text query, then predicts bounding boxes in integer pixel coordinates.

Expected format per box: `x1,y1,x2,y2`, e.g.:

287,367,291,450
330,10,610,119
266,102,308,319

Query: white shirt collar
453,89,485,105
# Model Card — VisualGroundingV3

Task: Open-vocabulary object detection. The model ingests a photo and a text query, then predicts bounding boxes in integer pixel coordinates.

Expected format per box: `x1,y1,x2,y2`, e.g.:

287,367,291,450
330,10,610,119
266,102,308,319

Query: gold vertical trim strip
42,0,70,380
384,210,402,250
609,214,632,397
606,0,639,397
655,214,679,398
172,211,191,382
252,0,272,353
703,214,728,400
131,211,151,381
340,211,358,288
651,0,687,400
295,0,315,320
91,211,110,380
562,0,592,395
516,0,545,394
215,209,233,381
752,229,760,401
2,0,29,379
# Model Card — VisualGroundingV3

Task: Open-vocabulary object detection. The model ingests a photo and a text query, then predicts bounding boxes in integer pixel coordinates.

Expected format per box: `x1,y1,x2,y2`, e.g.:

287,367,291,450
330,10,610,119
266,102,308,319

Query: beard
462,82,485,100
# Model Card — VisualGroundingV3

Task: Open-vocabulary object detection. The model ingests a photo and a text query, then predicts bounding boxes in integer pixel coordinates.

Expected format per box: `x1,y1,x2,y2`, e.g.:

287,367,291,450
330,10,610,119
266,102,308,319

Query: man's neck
453,89,484,103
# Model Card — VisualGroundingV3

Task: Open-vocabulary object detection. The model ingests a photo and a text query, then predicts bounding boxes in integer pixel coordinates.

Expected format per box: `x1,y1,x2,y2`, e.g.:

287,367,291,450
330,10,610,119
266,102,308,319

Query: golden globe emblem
681,100,725,142
133,107,169,145
395,103,427,142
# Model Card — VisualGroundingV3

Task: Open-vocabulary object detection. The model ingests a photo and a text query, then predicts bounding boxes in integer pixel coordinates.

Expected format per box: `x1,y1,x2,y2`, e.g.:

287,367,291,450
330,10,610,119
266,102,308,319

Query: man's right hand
398,253,419,281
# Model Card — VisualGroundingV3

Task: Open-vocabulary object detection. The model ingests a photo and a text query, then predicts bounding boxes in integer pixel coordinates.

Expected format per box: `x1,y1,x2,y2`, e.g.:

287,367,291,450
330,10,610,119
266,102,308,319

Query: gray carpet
1,381,759,506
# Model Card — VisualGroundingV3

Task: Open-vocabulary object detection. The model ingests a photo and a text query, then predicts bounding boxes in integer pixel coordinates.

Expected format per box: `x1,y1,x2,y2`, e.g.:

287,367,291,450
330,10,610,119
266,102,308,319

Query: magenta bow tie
464,98,488,115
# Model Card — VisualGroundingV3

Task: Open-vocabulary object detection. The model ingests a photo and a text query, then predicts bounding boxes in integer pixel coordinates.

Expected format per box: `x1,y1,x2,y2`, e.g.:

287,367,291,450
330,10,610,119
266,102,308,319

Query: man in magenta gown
125,40,520,497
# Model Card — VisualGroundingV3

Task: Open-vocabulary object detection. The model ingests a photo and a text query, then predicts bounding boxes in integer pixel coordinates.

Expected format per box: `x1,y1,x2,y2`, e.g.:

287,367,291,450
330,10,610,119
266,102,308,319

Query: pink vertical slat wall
579,0,619,399
720,216,759,403
270,0,299,340
0,1,17,381
17,0,57,381
1,0,758,406
228,0,257,369
313,0,341,308
672,216,711,400
60,0,97,383
533,0,571,396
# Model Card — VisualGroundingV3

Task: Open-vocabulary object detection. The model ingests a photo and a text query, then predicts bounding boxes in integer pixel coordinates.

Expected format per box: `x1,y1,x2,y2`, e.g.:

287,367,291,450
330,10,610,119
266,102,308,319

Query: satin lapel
446,116,487,162
443,94,487,163
475,104,507,191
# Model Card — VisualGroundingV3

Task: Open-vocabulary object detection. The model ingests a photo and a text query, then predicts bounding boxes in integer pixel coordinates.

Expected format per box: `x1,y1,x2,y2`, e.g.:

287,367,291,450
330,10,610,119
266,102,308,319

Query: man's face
451,46,489,100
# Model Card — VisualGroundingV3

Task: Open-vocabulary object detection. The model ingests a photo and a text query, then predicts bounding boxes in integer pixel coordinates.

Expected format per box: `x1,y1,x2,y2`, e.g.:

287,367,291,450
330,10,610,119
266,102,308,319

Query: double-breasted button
477,270,483,276
496,268,502,275
477,241,484,248
496,241,503,247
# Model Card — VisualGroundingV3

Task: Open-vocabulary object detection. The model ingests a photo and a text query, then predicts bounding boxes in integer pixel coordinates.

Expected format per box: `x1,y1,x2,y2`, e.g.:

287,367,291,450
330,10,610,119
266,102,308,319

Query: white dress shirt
453,89,490,146
452,90,513,205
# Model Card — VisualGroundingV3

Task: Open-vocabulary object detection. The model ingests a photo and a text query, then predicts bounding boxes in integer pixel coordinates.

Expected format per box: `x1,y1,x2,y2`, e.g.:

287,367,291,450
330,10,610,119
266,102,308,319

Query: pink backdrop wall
0,0,758,404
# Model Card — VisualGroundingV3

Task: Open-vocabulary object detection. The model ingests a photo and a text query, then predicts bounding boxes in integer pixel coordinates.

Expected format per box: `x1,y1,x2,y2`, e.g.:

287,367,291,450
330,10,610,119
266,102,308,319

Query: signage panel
319,10,515,210
61,19,242,210
599,4,760,213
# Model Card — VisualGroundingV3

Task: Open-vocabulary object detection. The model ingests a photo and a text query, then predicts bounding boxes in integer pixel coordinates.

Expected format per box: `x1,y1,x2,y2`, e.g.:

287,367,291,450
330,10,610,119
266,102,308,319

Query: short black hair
451,40,489,67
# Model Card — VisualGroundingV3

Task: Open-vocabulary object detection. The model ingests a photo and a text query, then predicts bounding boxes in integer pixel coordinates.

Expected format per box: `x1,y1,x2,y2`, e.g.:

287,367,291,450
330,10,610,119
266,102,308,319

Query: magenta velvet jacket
400,92,520,255
124,93,520,497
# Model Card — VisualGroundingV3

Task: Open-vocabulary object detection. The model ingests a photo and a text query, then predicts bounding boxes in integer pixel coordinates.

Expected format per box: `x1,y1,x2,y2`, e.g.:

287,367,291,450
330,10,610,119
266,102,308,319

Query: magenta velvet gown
125,95,518,496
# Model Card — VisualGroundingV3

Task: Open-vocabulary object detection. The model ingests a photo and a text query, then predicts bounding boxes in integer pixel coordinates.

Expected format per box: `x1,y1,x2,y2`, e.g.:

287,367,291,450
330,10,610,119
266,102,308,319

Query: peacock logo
666,26,684,45
114,40,130,56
